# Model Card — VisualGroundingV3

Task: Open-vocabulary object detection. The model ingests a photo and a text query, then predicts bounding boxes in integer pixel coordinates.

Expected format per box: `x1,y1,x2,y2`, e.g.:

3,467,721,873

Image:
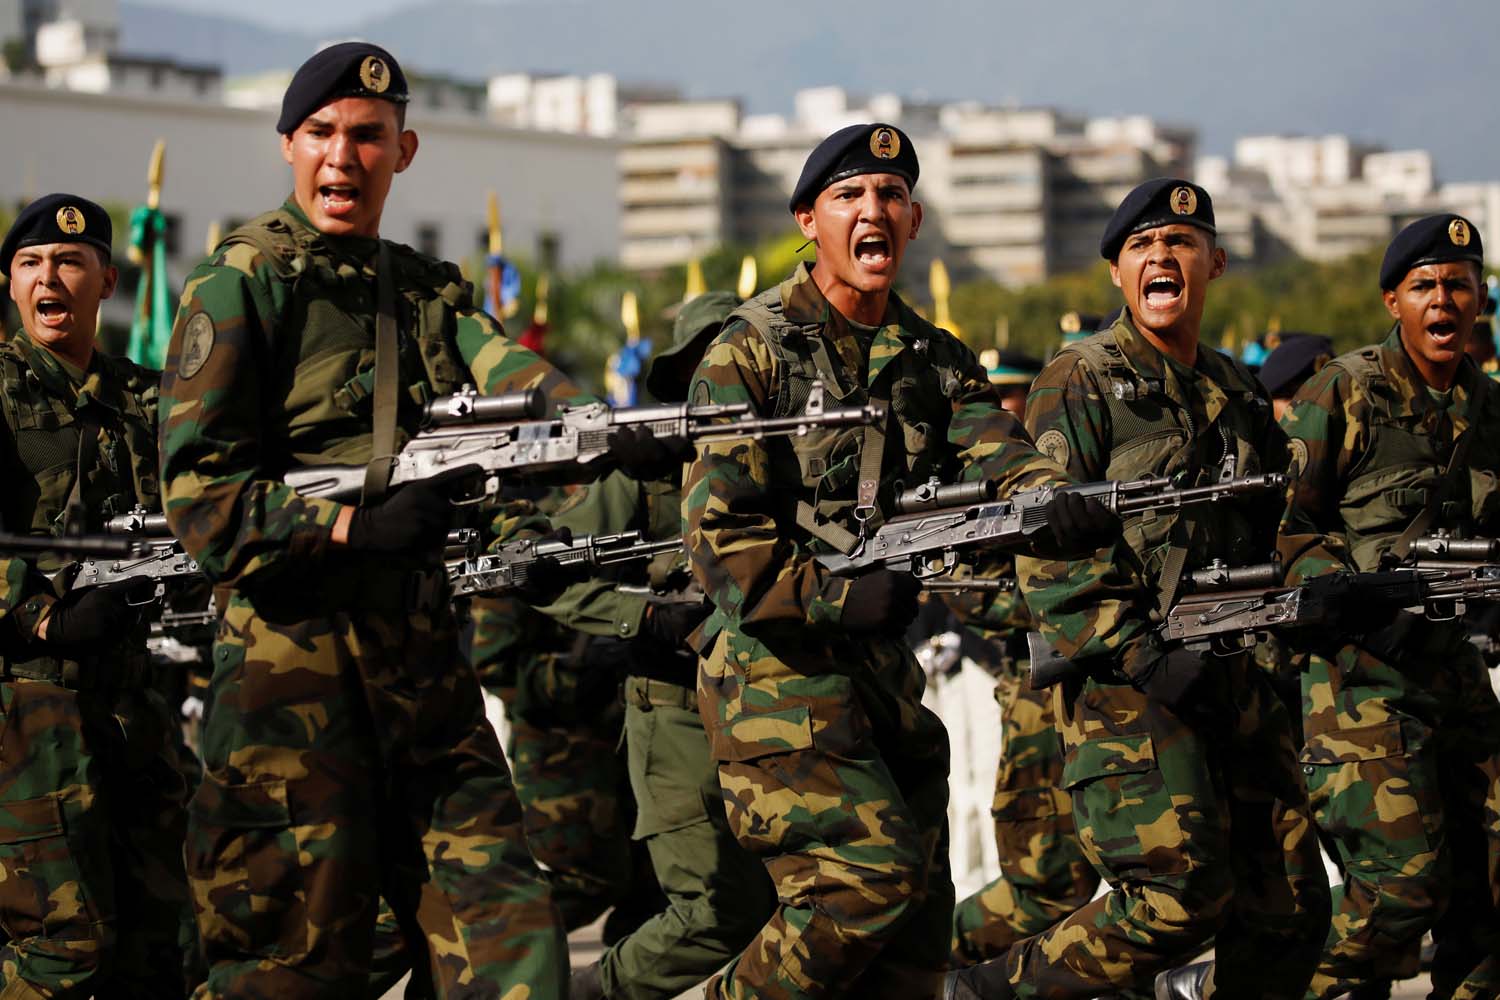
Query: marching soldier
681,123,1114,999
1278,214,1500,999
0,195,196,997
947,179,1330,1000
156,43,575,997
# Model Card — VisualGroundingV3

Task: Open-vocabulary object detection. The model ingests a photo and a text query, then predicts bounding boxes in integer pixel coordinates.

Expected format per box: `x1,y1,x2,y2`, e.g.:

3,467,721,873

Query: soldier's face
1110,225,1225,341
8,243,117,353
1384,262,1484,381
281,97,418,238
796,174,922,296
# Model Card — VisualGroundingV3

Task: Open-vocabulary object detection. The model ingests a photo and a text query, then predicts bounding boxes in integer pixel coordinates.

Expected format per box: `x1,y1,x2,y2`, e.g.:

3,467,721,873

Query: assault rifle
1028,533,1500,688
0,532,143,558
284,381,884,503
447,531,684,598
68,506,202,602
813,472,1289,580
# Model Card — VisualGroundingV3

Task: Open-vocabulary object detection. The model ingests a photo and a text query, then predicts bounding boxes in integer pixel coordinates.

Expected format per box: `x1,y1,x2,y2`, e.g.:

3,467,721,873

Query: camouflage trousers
597,677,775,1000
0,675,197,1000
1000,653,1330,999
1301,624,1500,1000
698,624,954,1000
950,673,1097,966
186,593,566,1000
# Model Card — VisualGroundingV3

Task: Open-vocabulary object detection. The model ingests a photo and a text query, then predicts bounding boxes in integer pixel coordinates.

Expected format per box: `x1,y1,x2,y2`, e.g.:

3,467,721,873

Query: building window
416,223,441,258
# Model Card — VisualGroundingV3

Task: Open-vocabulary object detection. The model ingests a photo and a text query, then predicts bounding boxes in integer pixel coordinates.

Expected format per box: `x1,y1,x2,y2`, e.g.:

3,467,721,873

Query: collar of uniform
1378,323,1488,433
781,261,902,332
280,196,382,265
1110,312,1246,422
13,331,82,400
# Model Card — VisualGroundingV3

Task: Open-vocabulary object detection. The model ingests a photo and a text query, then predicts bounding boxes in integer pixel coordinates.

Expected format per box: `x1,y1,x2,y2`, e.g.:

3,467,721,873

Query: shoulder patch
1287,437,1309,479
692,379,712,406
179,313,216,380
1035,428,1070,469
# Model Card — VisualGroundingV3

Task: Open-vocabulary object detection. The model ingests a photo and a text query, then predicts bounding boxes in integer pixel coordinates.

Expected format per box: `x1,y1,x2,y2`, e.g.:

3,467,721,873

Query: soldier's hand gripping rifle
813,472,1289,580
284,380,885,503
447,530,685,598
67,506,203,604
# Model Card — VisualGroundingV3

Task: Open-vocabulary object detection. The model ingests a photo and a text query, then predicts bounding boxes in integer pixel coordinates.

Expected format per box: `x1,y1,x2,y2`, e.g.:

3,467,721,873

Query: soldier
948,350,1100,968
0,194,196,997
1258,333,1335,422
681,123,1115,1000
946,178,1330,1000
1278,214,1500,999
156,43,581,997
567,290,777,1000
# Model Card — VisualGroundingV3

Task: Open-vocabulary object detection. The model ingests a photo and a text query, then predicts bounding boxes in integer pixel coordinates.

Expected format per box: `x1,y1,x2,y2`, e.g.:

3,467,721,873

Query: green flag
127,204,172,369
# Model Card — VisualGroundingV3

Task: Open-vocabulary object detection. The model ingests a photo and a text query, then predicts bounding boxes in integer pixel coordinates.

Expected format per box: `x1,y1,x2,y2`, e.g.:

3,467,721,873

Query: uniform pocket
187,775,307,963
0,793,101,937
1062,732,1191,876
630,705,712,839
1298,719,1436,862
706,705,813,763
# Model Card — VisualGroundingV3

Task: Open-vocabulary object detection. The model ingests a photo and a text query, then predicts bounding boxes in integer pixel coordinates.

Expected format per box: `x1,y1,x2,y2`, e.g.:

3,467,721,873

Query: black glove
42,582,138,650
1131,644,1209,710
512,529,579,603
642,599,712,647
609,425,694,481
841,570,923,635
1355,610,1424,663
346,465,480,554
1044,490,1120,554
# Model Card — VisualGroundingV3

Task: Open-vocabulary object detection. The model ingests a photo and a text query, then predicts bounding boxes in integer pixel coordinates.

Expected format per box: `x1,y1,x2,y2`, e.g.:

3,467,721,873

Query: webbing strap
362,242,400,503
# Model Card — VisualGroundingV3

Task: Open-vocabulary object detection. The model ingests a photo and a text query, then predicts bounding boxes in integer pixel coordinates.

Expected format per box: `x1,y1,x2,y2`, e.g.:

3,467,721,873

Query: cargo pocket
1062,732,1189,876
630,707,711,839
706,705,814,763
0,793,100,937
187,775,307,963
1299,719,1435,861
991,785,1067,868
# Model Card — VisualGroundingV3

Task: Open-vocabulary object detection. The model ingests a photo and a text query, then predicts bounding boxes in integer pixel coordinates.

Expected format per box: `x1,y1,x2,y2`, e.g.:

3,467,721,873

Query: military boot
569,960,606,1000
1154,959,1211,1000
944,961,1016,1000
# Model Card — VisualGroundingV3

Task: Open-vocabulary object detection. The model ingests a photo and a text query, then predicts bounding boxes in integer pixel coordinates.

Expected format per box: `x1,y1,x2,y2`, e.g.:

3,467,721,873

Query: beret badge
55,205,86,235
1450,218,1471,247
359,56,390,94
869,127,900,160
1170,186,1197,216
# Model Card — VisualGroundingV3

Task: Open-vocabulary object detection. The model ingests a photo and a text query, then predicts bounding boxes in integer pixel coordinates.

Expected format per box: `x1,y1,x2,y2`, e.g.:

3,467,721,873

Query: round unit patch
1036,428,1071,469
1287,437,1309,478
55,205,86,235
1170,186,1198,216
1449,218,1471,247
179,313,216,380
870,126,900,160
360,55,390,94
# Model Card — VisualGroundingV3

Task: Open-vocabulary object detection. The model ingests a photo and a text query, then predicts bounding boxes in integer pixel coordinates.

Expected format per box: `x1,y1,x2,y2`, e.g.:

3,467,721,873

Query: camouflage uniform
944,560,1098,968
0,333,197,998
1279,326,1500,1000
553,471,776,1000
466,588,636,932
158,200,571,999
682,263,1069,999
1008,315,1330,999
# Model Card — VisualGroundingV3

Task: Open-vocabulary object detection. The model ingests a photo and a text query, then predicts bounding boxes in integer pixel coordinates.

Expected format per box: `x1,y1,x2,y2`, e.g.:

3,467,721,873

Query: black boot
569,960,606,1000
1154,960,1212,1000
944,960,1016,1000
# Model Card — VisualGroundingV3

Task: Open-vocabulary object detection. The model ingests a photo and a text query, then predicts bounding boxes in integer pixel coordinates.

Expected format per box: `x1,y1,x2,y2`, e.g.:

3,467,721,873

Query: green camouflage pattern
0,335,196,998
683,265,1072,999
158,201,574,998
1278,326,1500,1000
1008,315,1329,998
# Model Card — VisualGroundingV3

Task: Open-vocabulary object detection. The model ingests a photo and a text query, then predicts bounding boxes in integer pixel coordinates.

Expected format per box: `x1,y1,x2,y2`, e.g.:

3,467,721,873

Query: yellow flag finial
930,259,960,339
146,139,165,211
684,258,706,302
205,220,222,256
621,290,640,342
534,273,550,326
995,315,1010,350
737,254,758,300
486,190,503,256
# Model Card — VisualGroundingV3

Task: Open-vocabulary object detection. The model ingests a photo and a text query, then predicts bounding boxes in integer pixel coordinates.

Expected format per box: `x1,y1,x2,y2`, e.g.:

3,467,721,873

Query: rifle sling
362,242,400,503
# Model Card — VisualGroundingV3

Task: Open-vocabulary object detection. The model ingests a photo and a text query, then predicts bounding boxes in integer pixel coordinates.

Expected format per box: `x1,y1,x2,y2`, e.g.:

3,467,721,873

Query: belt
623,675,696,712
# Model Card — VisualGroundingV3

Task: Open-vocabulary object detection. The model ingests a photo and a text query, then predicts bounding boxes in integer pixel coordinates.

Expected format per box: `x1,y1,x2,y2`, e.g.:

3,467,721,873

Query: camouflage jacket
1016,313,1286,673
683,262,1067,640
1279,324,1500,581
158,198,585,596
0,333,160,646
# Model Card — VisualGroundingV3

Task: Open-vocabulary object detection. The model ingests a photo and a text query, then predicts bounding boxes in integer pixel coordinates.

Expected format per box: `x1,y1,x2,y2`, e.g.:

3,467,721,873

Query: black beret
789,123,919,212
1,194,112,274
277,42,409,135
1257,333,1335,397
1379,213,1485,290
1099,177,1216,260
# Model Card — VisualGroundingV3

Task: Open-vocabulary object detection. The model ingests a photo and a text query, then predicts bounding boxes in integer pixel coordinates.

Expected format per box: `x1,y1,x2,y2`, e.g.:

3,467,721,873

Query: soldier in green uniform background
157,44,575,998
1278,213,1500,1000
568,290,776,1000
947,179,1329,1000
948,350,1100,969
0,195,196,998
682,123,1114,1000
